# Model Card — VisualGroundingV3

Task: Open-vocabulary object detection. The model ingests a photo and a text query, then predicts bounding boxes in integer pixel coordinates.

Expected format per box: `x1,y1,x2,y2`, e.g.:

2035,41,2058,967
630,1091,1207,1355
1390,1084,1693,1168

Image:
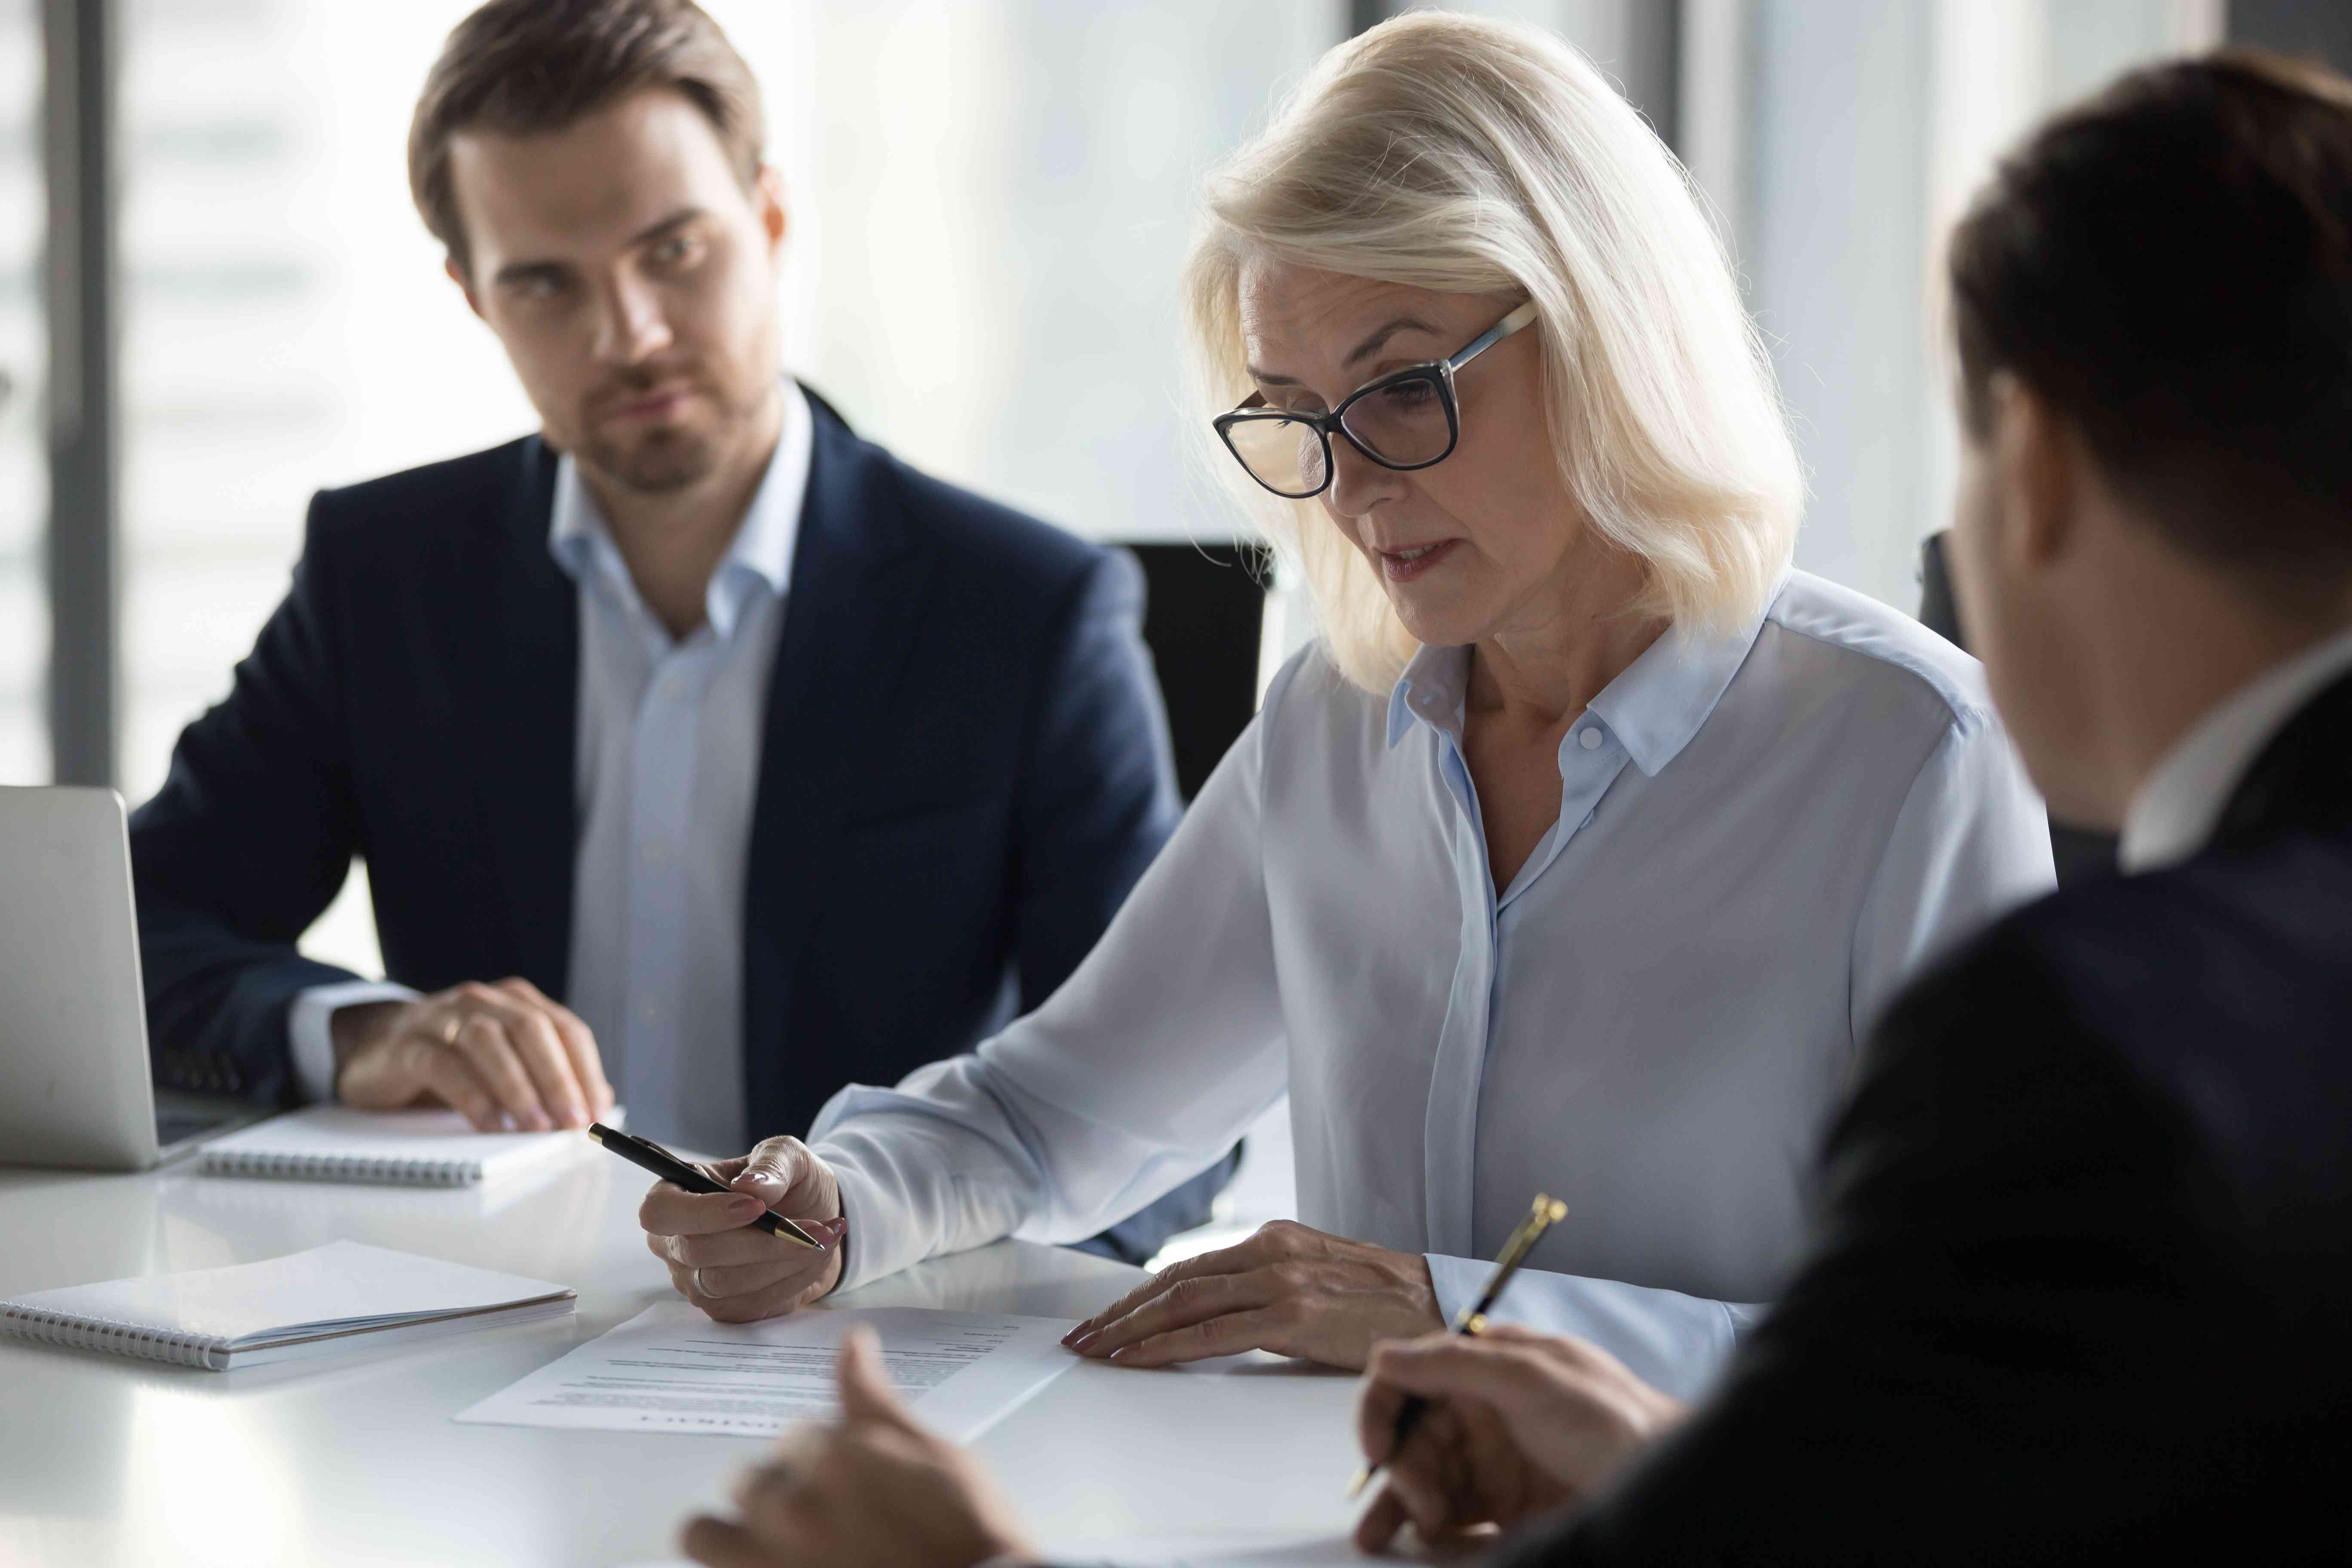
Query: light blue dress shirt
807,571,2055,1398
289,388,813,1157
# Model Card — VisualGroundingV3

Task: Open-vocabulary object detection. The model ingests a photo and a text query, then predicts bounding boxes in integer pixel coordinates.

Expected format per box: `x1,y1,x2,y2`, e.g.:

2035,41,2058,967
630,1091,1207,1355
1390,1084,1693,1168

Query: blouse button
1578,727,1602,750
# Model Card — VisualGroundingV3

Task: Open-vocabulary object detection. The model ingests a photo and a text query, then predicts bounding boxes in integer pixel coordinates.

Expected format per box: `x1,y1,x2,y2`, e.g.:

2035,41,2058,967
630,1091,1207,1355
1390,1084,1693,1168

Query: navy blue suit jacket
132,393,1232,1261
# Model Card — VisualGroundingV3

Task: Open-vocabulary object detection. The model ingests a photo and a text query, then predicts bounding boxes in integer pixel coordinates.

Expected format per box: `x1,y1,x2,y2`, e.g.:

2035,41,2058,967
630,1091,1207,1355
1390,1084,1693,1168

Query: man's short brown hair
409,0,765,279
1948,49,2352,593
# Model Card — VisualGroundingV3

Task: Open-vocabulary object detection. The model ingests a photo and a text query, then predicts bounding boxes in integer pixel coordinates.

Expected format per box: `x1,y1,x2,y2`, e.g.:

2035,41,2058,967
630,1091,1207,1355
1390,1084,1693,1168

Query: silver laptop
0,785,268,1170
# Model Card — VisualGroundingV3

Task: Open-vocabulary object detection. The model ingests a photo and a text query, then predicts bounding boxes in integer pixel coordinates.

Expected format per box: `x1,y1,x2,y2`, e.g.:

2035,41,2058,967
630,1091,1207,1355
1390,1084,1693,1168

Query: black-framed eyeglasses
1213,300,1539,500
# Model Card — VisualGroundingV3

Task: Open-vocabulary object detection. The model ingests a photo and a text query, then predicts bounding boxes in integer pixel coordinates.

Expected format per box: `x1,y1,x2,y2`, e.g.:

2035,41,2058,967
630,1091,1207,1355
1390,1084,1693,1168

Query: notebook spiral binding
199,1149,481,1186
0,1304,228,1369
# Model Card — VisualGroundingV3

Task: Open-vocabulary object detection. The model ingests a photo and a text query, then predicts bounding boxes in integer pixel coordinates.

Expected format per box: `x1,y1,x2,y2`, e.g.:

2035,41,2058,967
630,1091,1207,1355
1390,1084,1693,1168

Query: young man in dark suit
131,0,1232,1263
660,49,2352,1568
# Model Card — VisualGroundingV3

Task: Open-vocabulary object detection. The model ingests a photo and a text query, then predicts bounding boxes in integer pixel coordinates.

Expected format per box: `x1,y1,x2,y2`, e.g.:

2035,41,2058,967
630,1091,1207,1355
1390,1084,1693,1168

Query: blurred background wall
1,0,2345,980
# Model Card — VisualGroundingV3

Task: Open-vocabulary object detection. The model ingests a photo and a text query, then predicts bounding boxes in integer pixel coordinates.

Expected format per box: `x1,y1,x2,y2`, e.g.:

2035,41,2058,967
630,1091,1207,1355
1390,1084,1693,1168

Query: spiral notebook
199,1106,615,1187
0,1241,574,1371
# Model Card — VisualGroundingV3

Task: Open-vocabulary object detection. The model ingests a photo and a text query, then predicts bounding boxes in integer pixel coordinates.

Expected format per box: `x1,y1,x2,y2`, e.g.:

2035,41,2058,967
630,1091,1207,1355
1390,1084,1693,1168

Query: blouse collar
1384,579,1779,777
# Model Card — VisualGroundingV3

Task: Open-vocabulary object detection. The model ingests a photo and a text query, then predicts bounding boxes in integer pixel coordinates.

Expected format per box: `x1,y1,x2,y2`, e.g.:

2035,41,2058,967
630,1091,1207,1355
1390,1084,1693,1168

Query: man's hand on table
333,977,613,1131
683,1327,1034,1568
1353,1324,1685,1553
640,1134,850,1321
1062,1219,1444,1370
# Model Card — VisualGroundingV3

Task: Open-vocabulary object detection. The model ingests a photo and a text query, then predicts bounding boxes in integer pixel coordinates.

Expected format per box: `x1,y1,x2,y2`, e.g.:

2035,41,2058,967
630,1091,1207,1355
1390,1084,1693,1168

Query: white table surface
0,1150,1366,1567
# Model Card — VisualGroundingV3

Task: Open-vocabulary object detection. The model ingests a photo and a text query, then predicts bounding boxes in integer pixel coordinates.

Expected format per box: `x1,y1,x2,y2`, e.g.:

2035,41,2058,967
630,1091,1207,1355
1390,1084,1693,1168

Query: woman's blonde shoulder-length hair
1182,12,1802,694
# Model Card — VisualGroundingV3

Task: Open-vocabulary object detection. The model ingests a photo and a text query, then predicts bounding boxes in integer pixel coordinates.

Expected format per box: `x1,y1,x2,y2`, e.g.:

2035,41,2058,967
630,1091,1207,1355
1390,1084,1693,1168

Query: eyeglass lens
1224,414,1330,497
1225,372,1454,497
1339,374,1452,469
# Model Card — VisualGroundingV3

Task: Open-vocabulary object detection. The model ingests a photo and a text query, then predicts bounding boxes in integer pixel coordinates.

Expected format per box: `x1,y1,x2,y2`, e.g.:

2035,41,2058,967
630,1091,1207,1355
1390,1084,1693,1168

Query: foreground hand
641,1135,849,1322
682,1327,1033,1568
1063,1220,1442,1370
334,977,613,1131
1354,1325,1685,1553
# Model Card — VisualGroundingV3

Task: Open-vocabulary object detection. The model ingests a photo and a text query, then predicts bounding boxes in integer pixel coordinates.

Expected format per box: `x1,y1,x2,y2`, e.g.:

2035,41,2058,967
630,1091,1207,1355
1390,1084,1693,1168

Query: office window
1717,0,2220,612
774,2,1343,539
0,1,42,785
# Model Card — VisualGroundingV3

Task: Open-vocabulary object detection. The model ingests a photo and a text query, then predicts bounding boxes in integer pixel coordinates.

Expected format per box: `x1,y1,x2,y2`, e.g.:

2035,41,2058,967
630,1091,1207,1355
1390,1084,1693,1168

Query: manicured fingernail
1072,1330,1106,1355
728,1195,764,1218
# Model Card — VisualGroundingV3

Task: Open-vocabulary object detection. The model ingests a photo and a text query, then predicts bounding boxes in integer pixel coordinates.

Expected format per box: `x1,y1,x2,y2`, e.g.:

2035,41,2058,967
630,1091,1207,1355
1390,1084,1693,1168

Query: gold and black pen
1350,1193,1569,1498
586,1121,828,1250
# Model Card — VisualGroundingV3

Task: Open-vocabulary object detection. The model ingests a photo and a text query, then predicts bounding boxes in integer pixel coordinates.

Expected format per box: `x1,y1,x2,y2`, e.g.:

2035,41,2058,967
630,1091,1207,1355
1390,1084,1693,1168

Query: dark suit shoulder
865,444,1120,603
1880,837,2352,1231
303,435,548,555
1942,837,2352,1072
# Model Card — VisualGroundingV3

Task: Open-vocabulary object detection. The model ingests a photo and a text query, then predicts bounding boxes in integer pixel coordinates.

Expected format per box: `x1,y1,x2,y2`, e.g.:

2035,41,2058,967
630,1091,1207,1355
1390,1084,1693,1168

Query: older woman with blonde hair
637,12,2052,1398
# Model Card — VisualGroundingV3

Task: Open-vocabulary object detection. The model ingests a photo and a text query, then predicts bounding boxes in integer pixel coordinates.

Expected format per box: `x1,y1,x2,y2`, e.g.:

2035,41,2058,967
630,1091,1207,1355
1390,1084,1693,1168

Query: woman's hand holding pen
640,1136,849,1323
1352,1325,1684,1553
1062,1220,1444,1369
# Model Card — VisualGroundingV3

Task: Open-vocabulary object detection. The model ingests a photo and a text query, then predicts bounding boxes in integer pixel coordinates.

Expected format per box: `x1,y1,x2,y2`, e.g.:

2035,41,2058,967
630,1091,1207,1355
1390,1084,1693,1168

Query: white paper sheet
455,1301,1078,1443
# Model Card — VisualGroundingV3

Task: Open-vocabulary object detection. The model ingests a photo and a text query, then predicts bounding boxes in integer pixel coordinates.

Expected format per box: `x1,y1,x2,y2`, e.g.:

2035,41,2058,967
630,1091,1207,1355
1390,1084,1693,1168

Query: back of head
1183,12,1800,692
1950,51,2352,609
410,0,764,279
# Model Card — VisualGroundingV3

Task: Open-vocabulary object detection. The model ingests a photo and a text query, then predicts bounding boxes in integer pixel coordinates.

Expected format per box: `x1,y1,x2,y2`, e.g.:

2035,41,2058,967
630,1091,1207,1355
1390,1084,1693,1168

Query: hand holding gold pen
1349,1193,1569,1498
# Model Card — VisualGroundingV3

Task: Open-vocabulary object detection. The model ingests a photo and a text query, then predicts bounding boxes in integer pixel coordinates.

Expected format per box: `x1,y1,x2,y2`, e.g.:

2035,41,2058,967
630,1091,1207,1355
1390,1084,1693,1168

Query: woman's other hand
1061,1220,1443,1369
680,1328,1033,1568
1353,1324,1685,1553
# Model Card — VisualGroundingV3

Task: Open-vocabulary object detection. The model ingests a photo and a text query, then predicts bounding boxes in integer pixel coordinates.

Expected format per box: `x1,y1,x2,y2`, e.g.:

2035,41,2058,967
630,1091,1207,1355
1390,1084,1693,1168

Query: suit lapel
471,436,580,997
740,401,931,1133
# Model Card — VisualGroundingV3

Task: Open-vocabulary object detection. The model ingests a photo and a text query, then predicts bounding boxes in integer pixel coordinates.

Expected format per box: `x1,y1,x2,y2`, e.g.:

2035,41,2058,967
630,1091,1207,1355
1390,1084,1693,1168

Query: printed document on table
455,1301,1077,1443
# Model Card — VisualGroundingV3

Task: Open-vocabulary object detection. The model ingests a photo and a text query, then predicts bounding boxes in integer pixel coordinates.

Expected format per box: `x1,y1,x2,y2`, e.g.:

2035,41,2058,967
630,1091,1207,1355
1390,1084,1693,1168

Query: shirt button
1578,727,1602,750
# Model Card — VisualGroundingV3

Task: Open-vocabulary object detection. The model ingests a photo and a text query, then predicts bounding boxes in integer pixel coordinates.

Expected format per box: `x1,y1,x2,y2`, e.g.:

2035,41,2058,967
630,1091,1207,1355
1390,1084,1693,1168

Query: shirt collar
1387,642,1470,748
1384,580,1775,777
548,381,814,642
2120,622,2352,873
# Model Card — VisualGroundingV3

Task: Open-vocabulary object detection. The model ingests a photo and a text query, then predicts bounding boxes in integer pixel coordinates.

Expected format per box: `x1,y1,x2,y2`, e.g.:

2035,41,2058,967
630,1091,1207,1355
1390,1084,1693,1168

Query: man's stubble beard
582,423,721,496
576,367,775,498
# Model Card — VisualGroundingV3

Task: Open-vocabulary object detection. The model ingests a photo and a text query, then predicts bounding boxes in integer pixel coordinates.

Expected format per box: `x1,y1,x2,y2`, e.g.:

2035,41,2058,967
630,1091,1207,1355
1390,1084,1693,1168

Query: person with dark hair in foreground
129,0,1234,1264
673,45,2352,1568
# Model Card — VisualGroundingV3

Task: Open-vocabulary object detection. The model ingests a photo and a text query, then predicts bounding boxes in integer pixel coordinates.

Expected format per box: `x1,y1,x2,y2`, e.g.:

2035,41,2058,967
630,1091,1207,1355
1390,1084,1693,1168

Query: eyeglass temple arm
1447,300,1540,371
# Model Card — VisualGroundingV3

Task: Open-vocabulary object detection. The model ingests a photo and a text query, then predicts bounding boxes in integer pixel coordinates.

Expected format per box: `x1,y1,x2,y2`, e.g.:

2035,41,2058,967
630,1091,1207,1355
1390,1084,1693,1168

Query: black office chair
1127,542,1273,801
1918,532,2117,887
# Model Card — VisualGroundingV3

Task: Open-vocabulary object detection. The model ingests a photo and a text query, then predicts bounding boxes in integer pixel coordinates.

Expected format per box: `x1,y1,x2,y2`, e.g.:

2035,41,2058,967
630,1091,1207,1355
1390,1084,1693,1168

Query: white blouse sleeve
810,677,1292,1292
1849,707,2055,1041
1422,1258,1766,1401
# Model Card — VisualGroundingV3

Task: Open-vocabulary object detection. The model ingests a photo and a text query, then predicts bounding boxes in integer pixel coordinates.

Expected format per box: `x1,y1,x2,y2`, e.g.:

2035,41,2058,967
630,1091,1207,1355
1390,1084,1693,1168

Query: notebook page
203,1106,601,1181
2,1242,571,1348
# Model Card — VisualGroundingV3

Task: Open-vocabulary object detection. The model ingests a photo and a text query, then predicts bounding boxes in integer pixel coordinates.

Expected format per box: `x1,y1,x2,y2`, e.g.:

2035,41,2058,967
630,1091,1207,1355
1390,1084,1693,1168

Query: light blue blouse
810,571,2055,1396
